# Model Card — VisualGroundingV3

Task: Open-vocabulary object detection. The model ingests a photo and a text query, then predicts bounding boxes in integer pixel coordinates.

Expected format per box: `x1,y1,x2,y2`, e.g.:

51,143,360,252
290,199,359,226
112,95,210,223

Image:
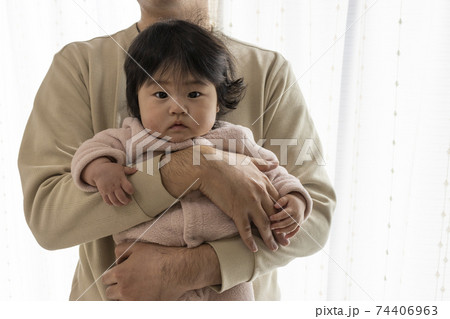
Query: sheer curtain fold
1,0,449,300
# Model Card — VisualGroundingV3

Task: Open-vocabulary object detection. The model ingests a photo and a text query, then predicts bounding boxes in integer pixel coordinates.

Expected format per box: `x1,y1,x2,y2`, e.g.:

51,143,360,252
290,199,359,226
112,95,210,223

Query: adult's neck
137,0,210,31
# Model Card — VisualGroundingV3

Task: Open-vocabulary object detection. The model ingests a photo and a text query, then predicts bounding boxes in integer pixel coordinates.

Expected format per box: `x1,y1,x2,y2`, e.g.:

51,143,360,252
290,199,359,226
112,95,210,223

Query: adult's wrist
182,244,222,291
160,145,213,197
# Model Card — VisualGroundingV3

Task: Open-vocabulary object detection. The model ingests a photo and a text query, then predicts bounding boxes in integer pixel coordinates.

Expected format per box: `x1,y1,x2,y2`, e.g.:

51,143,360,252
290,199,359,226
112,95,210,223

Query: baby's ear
216,105,220,113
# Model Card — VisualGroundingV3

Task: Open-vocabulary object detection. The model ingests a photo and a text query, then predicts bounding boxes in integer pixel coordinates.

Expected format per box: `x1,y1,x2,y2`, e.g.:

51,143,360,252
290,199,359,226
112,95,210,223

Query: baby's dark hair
124,19,246,121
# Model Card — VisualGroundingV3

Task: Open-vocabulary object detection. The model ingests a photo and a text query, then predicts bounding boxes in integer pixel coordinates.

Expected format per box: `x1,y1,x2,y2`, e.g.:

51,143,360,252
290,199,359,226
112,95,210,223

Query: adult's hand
102,242,220,301
160,145,281,252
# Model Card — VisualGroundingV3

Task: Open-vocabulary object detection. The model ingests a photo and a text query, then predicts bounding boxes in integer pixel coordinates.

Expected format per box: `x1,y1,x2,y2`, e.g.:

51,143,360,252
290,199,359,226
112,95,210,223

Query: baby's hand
270,193,307,245
83,158,137,206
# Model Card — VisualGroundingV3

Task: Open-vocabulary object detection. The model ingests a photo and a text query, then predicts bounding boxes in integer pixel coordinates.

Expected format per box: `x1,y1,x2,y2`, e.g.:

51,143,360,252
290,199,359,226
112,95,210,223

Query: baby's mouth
170,123,187,130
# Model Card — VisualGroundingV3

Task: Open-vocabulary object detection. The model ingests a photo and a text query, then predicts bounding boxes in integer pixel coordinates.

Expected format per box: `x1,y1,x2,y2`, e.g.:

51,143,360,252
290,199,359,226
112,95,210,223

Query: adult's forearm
20,171,150,250
183,244,222,290
19,156,175,250
160,146,203,197
105,242,222,300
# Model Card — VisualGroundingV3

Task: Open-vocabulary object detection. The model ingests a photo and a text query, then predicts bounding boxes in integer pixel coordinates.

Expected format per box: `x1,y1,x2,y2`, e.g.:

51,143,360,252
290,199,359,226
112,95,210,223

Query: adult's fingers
274,232,290,246
102,269,117,286
273,196,289,210
285,226,300,239
251,207,278,251
271,216,296,230
250,173,279,218
270,210,291,222
233,218,258,252
115,243,133,262
250,157,278,172
274,222,298,235
253,172,279,206
264,180,280,204
104,284,120,301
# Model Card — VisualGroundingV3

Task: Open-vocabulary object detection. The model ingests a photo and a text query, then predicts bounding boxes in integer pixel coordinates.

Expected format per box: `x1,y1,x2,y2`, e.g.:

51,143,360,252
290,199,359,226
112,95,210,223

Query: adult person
18,0,336,300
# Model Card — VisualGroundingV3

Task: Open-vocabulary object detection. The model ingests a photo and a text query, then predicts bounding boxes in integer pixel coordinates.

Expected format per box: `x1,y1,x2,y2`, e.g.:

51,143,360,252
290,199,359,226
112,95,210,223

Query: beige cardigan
18,24,336,300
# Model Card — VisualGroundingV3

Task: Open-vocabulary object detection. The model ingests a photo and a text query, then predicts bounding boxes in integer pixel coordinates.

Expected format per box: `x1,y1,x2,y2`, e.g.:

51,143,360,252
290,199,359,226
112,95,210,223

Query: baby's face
137,73,219,143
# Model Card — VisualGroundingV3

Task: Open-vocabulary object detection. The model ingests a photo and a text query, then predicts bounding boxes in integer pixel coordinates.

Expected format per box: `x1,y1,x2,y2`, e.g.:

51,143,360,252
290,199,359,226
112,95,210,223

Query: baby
71,19,312,300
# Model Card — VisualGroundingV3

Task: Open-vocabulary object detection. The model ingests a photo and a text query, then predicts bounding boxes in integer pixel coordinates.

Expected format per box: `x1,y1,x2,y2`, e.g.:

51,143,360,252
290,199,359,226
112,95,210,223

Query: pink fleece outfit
71,117,313,301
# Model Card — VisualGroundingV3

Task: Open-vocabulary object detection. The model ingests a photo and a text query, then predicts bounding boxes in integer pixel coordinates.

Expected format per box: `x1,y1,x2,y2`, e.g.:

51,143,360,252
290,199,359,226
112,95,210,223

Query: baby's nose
168,99,187,114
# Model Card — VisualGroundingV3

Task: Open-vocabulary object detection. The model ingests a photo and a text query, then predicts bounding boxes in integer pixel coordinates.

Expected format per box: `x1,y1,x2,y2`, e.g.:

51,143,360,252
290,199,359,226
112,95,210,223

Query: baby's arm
270,192,307,241
81,157,136,206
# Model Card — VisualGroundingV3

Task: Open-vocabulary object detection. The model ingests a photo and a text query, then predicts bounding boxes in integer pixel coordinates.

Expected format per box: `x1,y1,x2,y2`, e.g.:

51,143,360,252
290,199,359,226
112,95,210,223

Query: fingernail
271,241,278,251
251,242,258,252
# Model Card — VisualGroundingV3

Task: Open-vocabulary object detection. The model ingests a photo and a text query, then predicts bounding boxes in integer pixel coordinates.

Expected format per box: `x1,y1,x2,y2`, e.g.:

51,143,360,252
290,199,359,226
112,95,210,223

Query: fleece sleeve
208,56,336,292
18,47,176,250
70,127,132,192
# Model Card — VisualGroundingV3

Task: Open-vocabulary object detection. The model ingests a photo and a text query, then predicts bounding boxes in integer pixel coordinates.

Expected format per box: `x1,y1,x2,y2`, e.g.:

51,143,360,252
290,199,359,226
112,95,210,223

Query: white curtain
1,0,449,300
0,0,140,300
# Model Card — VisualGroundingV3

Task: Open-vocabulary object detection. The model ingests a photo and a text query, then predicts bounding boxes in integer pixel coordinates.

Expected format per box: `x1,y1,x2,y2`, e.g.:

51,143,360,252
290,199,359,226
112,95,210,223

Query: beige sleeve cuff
129,154,178,218
207,237,255,293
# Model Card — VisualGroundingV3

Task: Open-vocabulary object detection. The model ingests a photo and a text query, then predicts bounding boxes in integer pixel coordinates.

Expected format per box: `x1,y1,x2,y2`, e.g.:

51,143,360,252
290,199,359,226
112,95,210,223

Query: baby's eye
188,91,201,98
155,92,168,99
